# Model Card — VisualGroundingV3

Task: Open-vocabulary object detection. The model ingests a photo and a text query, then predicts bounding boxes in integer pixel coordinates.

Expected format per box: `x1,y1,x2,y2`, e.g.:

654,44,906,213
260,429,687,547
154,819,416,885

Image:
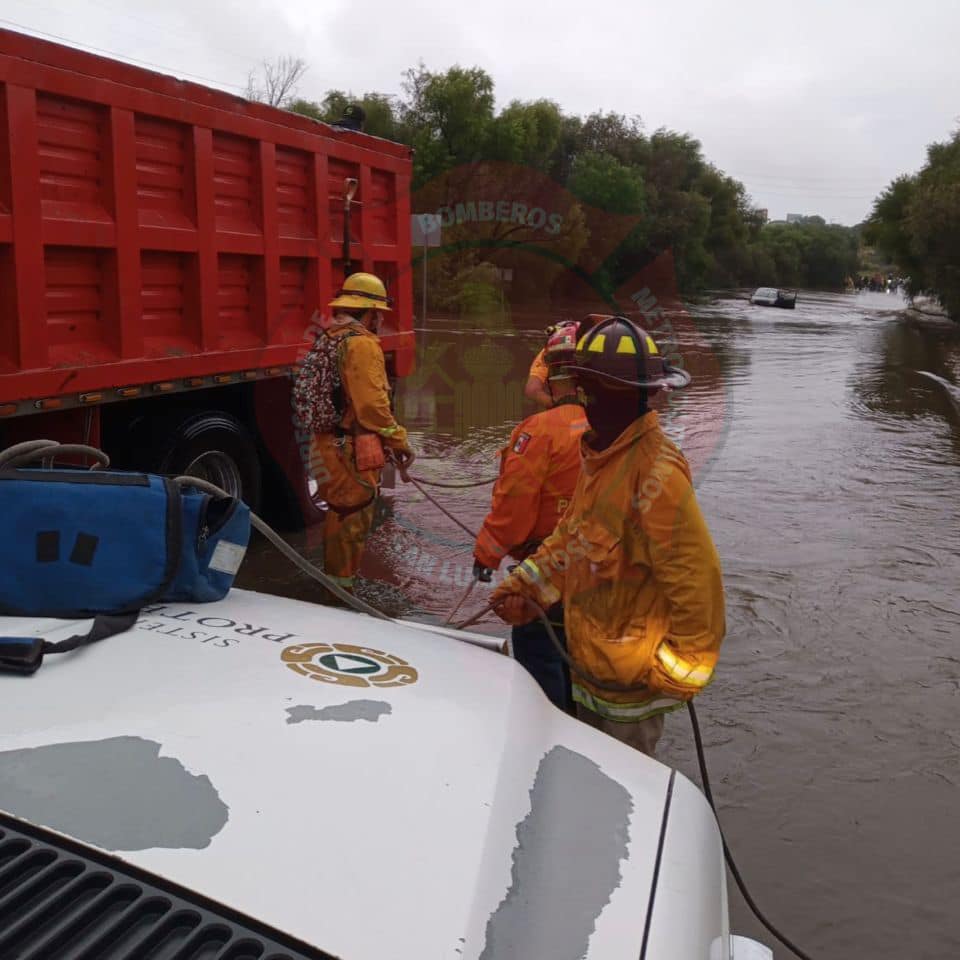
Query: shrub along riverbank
865,128,960,321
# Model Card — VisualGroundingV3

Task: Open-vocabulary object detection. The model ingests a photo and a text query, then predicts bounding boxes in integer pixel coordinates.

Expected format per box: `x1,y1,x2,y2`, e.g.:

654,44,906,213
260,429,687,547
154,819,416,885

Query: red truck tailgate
0,28,414,411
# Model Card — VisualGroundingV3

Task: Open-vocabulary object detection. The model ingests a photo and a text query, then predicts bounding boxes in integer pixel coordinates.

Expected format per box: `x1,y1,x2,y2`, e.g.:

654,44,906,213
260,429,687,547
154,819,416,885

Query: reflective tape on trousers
573,685,684,722
326,573,355,587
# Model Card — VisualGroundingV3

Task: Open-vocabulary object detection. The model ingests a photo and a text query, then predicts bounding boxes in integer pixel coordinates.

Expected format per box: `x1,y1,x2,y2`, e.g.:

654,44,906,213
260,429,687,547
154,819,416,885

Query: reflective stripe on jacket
474,402,587,570
493,411,725,716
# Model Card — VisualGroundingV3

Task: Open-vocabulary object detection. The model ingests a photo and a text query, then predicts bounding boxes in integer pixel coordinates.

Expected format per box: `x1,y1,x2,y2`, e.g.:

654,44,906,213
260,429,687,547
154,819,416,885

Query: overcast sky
4,0,957,224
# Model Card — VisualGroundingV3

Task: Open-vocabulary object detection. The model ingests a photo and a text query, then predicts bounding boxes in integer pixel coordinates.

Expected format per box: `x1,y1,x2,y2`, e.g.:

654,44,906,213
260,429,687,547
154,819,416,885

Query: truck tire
156,411,262,512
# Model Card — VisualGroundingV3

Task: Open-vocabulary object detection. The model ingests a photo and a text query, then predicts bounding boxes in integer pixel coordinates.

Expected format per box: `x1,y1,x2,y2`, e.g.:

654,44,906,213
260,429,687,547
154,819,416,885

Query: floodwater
239,290,960,959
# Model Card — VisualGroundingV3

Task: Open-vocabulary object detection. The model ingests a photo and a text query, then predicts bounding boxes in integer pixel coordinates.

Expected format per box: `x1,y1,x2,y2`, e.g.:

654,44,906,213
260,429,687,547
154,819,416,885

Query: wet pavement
239,290,960,959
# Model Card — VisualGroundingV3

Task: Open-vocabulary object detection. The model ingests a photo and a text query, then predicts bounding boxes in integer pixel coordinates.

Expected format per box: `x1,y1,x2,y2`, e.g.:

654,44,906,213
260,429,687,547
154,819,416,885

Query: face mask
577,381,647,419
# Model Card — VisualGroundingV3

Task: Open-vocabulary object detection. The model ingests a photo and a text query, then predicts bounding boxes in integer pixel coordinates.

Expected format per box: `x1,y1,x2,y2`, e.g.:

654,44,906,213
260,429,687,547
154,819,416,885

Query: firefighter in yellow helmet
295,272,415,595
490,315,725,757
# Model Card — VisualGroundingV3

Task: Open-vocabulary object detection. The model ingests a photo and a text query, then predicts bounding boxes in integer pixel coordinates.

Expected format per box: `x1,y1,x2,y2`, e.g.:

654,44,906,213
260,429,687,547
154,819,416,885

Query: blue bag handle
0,613,139,675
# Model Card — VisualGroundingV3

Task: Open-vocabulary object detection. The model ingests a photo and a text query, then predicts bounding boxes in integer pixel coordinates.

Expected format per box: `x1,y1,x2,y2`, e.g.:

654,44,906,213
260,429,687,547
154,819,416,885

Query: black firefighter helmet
566,315,690,391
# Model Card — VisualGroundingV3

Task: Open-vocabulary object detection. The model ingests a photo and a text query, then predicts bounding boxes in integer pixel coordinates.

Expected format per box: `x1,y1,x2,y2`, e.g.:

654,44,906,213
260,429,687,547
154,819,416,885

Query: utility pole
411,214,441,323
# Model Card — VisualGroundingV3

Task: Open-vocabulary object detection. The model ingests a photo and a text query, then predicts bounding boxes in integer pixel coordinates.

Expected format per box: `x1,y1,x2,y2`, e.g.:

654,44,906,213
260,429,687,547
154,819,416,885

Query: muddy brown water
239,290,960,959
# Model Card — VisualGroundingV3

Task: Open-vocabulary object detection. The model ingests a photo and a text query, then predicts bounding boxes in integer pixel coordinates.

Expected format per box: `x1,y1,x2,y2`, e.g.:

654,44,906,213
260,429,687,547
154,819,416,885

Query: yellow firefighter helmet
328,272,393,312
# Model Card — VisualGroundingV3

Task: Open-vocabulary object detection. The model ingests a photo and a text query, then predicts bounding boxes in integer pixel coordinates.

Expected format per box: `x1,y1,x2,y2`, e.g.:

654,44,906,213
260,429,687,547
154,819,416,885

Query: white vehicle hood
0,589,727,959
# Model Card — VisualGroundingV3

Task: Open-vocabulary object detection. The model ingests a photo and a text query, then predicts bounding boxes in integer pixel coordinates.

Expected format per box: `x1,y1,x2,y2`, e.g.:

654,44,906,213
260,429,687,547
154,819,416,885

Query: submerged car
0,589,772,959
750,287,797,309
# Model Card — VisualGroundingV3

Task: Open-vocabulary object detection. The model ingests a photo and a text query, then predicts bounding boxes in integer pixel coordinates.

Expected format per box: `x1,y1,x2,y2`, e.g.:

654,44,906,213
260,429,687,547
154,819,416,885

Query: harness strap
326,494,376,519
0,612,140,676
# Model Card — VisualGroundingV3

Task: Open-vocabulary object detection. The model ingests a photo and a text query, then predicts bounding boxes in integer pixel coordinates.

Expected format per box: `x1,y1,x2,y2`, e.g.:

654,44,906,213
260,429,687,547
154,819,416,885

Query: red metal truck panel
276,146,314,239
135,115,195,229
0,28,414,411
37,92,112,225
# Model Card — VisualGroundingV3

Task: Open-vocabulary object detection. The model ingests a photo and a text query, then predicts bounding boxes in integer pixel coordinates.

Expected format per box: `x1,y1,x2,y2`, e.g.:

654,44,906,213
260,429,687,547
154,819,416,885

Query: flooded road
240,290,960,959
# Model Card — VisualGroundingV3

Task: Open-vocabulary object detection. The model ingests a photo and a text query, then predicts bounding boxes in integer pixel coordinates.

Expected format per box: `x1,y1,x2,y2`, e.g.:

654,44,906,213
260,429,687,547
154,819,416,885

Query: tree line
259,62,862,301
865,129,960,321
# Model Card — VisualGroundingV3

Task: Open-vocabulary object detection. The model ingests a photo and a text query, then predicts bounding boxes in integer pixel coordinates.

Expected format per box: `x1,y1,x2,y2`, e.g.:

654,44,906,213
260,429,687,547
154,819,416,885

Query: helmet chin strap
547,377,577,402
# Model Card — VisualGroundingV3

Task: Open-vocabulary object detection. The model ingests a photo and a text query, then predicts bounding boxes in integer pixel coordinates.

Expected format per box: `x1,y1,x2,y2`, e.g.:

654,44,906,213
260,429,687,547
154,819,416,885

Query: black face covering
577,378,648,451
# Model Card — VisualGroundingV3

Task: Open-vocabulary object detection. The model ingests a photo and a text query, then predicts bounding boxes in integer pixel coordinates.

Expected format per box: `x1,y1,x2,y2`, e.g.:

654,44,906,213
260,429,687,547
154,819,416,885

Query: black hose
12,440,814,959
460,594,815,960
406,476,479,539
688,702,814,960
457,597,650,694
407,474,499,489
207,456,815,960
444,578,478,625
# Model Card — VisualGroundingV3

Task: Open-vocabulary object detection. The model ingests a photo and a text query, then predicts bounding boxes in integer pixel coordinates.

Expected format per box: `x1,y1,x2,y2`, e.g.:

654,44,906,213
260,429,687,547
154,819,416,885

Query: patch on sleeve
513,432,532,454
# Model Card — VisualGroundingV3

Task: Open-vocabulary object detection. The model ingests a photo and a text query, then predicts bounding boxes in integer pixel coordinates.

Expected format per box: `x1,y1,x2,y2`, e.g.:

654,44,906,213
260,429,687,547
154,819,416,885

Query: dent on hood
479,745,634,960
0,736,229,852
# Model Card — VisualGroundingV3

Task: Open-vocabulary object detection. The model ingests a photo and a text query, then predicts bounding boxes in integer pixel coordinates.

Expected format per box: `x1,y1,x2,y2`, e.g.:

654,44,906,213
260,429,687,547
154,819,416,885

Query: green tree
863,176,917,273
906,130,960,316
288,91,400,140
576,112,648,166
287,97,324,121
400,65,496,187
565,152,647,295
865,132,960,315
568,153,645,215
488,99,564,170
641,132,713,289
270,54,872,300
745,220,859,290
697,169,750,286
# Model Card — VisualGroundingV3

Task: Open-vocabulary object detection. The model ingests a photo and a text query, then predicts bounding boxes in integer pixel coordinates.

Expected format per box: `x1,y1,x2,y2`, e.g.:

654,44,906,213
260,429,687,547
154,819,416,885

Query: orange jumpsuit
309,321,410,589
476,398,587,712
491,411,725,724
474,400,588,569
528,348,549,386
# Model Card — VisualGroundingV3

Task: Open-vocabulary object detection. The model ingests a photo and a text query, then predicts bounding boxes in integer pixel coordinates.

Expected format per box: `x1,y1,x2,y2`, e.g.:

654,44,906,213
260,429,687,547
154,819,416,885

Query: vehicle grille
0,812,338,960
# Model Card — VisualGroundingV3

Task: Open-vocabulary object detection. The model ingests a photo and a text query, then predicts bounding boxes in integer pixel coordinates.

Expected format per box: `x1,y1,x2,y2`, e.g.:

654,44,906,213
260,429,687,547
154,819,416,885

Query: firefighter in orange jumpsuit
306,273,415,593
474,322,588,710
491,315,725,756
523,346,552,409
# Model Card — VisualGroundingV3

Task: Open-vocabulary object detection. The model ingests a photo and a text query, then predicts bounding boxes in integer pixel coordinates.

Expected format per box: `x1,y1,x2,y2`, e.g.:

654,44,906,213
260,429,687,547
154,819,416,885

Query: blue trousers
511,603,572,713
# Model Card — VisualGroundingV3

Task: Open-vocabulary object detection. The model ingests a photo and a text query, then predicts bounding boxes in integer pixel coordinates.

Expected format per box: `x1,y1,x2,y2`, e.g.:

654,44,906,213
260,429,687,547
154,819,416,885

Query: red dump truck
0,29,414,526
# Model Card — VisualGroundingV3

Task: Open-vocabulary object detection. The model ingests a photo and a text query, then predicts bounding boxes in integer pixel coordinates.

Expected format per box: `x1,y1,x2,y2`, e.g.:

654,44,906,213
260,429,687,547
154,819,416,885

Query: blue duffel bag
0,442,250,675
